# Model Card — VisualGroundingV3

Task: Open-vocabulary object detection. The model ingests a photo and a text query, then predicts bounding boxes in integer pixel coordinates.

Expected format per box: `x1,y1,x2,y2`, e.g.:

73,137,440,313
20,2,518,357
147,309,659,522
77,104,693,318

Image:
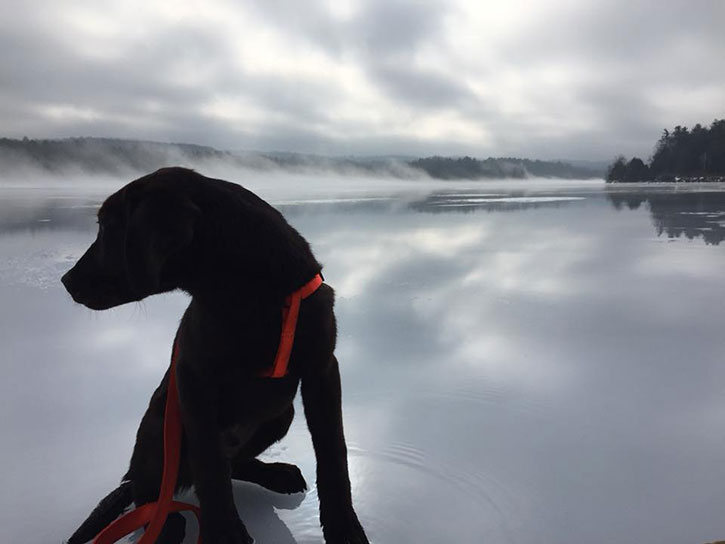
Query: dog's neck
164,189,323,306
175,252,320,311
182,226,320,301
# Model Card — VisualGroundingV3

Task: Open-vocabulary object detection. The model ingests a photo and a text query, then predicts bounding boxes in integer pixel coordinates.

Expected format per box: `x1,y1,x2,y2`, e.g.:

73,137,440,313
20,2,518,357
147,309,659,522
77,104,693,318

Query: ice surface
2,178,725,544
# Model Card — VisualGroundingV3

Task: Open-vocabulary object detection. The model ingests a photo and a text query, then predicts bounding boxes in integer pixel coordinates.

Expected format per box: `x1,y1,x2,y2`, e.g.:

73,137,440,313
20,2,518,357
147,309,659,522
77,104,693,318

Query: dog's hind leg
66,383,189,544
230,406,307,494
127,435,188,544
65,482,184,544
123,381,190,544
66,481,133,544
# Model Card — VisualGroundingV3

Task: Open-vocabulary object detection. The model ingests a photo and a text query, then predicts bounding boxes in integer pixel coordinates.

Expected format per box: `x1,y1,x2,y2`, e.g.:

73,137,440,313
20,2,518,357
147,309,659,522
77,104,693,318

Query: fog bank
0,137,605,189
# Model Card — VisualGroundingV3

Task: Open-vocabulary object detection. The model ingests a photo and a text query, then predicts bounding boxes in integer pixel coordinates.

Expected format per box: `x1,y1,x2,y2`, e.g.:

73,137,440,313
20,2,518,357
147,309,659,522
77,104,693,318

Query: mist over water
2,174,725,544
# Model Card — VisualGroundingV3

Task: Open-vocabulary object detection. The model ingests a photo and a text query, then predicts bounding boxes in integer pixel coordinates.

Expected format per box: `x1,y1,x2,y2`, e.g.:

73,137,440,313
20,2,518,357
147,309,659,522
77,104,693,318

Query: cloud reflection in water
2,182,725,543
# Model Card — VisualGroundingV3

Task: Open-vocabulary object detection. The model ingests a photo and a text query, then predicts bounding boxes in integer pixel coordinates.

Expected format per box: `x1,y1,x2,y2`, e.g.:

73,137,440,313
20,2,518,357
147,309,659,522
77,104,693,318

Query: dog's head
61,169,200,310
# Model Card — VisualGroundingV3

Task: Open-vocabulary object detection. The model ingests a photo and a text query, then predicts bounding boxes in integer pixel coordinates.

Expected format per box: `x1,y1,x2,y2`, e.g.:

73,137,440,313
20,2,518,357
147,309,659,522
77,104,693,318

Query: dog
61,167,369,544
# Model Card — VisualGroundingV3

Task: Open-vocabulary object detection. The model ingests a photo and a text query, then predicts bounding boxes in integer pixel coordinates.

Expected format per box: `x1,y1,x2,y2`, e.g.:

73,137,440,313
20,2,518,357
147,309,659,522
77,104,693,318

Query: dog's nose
61,270,73,292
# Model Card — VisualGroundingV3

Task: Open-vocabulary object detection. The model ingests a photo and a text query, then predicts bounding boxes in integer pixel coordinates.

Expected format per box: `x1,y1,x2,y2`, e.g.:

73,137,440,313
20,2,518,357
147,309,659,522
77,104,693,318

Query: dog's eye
98,217,112,228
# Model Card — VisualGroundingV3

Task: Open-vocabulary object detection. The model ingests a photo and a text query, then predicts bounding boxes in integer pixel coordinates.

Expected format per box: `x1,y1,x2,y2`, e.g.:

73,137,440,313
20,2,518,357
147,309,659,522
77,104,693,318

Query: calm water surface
2,177,725,544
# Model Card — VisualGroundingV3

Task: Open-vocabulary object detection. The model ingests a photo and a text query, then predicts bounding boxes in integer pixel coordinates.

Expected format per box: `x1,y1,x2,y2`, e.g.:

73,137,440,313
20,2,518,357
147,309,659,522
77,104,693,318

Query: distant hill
0,137,234,176
0,137,605,180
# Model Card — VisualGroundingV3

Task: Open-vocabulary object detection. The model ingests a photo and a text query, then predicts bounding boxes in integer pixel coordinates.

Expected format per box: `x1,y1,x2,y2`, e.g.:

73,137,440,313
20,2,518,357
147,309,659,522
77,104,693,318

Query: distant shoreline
606,119,724,183
608,175,725,184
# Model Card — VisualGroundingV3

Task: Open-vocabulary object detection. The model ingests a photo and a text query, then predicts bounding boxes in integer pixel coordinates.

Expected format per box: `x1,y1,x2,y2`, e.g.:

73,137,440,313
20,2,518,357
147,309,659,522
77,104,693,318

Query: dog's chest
216,373,299,427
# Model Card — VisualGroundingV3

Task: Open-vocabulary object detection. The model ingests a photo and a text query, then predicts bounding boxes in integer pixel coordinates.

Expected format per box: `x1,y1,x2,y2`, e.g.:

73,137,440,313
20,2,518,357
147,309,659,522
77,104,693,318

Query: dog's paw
321,509,370,544
258,462,308,494
202,517,254,544
156,512,186,544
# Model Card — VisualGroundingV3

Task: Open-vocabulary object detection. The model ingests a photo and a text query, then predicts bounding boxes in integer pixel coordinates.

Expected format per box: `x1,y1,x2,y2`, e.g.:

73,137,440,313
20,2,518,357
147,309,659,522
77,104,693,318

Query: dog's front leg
301,355,369,544
176,359,253,544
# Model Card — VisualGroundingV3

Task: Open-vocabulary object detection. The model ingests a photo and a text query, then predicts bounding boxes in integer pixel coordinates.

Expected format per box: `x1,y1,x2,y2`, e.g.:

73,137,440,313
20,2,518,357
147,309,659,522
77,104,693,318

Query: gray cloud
353,0,445,56
368,63,476,109
0,0,722,160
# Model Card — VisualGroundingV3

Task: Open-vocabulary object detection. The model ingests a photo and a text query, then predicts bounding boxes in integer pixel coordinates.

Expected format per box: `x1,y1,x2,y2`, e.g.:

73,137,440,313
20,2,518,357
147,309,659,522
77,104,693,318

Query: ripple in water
345,440,520,544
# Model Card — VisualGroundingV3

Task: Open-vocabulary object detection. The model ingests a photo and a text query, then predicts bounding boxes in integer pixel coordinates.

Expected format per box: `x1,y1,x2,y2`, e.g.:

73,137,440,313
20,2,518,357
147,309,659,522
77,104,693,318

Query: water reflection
607,187,725,245
3,182,725,544
0,194,98,234
410,191,587,213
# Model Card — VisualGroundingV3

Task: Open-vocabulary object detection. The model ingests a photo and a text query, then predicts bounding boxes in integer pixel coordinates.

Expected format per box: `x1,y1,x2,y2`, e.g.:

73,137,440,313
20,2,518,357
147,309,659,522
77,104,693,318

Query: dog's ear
124,195,200,295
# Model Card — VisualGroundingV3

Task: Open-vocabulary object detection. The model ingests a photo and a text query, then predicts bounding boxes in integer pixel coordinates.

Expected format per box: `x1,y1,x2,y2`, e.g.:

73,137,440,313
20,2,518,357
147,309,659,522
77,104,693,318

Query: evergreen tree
623,157,650,182
606,156,627,182
608,119,725,182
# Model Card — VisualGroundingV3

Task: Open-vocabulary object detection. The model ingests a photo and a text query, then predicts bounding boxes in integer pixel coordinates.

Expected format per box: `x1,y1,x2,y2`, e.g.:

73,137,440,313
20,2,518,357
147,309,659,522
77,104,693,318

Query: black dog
61,168,369,544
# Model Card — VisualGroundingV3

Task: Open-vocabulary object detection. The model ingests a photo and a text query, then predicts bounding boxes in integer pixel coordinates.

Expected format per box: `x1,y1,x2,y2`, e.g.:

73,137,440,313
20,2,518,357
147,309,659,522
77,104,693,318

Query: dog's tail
67,480,134,544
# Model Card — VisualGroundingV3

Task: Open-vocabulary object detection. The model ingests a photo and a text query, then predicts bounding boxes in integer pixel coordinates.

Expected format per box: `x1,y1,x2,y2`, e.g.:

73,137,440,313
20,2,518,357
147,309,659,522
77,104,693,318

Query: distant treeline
0,137,604,180
607,119,725,183
409,156,602,179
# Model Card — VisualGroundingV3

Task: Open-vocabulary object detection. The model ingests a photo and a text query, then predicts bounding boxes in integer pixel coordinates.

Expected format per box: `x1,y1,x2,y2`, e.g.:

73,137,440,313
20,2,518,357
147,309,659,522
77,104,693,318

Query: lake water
2,176,725,544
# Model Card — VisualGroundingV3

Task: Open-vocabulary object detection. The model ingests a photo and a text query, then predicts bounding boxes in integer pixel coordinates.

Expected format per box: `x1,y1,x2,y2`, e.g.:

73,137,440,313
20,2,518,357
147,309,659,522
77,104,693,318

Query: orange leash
92,339,201,544
93,274,323,543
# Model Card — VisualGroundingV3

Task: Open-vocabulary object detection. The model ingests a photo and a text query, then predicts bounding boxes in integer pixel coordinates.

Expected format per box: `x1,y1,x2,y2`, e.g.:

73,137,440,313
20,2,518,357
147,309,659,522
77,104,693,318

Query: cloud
0,0,723,160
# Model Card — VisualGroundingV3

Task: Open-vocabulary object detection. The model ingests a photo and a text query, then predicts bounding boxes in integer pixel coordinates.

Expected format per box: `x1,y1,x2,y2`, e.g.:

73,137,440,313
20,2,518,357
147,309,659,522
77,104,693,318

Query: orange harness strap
92,274,323,544
259,273,323,378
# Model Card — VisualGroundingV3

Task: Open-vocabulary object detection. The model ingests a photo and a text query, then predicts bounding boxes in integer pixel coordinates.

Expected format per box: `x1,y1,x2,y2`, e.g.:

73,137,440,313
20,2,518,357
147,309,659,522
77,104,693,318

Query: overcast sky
1,0,723,160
